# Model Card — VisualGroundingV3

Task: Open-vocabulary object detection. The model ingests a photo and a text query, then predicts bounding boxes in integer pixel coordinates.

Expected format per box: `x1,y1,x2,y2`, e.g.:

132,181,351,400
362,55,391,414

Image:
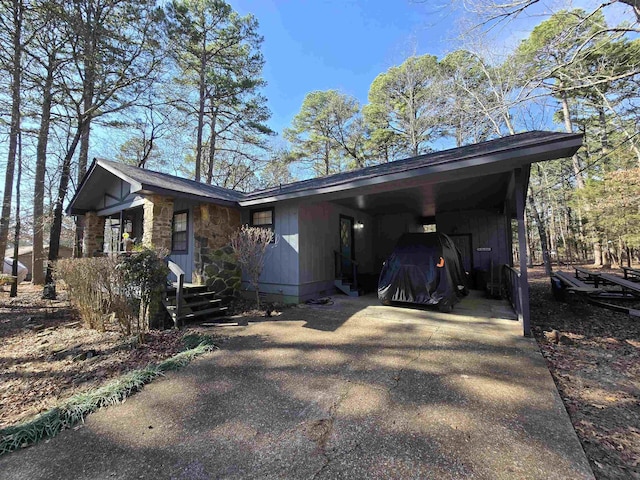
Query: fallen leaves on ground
529,266,640,480
0,284,188,428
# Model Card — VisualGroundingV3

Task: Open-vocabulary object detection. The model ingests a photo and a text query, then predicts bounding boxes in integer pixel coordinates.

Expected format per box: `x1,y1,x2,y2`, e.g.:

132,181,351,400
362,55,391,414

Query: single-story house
67,131,583,335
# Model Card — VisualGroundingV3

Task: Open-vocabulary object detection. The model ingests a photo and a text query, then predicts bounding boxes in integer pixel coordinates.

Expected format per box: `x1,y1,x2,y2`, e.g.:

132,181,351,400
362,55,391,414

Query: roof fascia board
240,136,582,206
137,186,240,208
66,159,98,214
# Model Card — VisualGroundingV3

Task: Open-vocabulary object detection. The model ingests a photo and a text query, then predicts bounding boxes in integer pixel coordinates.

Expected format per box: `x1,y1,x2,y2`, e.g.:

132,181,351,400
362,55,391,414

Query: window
250,208,275,242
172,211,188,252
420,216,436,233
250,208,274,230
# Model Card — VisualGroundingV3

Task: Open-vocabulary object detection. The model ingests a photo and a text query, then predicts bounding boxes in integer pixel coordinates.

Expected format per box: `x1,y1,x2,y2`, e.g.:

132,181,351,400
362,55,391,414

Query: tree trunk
32,59,55,285
195,41,207,182
593,242,603,267
560,91,585,189
528,190,552,275
74,5,97,258
206,105,217,184
524,215,533,267
44,125,84,290
0,0,23,258
10,131,22,297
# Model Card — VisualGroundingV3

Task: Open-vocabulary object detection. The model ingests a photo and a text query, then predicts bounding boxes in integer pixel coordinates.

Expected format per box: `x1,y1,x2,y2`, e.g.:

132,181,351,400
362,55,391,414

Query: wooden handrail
334,250,359,291
503,265,521,278
502,264,522,318
167,260,184,328
333,250,359,266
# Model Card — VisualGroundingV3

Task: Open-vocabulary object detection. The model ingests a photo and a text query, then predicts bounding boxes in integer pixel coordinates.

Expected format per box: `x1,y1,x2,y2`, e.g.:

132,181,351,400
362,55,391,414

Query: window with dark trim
250,207,275,241
171,210,188,253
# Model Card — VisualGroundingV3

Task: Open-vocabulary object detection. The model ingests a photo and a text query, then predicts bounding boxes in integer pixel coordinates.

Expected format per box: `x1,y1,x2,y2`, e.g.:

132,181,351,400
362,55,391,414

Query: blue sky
231,0,467,134
229,0,632,136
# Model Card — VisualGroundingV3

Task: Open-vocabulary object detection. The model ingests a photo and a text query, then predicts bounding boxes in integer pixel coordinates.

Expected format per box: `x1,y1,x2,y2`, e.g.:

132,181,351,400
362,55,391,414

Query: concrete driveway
0,292,593,479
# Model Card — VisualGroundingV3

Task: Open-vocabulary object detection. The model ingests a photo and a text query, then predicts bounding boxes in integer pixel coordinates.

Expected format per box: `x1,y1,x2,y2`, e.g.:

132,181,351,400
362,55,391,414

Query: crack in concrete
388,329,436,394
309,384,354,479
311,329,438,479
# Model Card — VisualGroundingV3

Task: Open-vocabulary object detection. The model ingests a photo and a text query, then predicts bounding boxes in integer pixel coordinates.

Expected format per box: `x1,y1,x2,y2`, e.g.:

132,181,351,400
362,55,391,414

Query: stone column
142,195,174,253
192,204,242,291
82,211,106,257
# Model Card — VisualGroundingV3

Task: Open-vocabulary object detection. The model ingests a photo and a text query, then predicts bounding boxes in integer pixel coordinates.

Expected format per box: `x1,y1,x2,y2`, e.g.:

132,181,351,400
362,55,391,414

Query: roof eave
137,186,240,207
65,158,144,215
239,134,582,206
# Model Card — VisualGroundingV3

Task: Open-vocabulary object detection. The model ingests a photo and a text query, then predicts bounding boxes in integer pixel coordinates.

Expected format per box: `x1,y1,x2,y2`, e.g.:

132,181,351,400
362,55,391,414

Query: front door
339,215,355,280
449,234,473,273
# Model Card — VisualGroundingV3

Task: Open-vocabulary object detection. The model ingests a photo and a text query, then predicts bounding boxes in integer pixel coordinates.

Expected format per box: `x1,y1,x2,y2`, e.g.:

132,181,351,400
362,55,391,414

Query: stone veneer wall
82,211,106,257
192,204,242,297
142,195,174,253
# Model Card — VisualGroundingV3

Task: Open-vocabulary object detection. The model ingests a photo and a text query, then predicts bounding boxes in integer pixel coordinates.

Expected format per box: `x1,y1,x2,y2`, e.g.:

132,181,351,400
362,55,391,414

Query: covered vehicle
378,232,468,311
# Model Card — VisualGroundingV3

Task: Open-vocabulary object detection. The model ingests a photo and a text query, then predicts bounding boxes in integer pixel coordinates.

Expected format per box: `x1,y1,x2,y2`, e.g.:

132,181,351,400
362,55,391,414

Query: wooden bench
553,271,602,293
597,273,640,297
622,267,640,282
573,267,601,285
552,271,602,301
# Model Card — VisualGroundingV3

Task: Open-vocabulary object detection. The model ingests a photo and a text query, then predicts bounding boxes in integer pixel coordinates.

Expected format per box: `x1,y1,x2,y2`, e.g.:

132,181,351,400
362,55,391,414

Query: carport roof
240,130,582,205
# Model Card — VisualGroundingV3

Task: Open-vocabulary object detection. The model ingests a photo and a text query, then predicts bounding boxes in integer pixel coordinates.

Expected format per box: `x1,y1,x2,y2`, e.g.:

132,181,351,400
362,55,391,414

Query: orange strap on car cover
437,256,445,267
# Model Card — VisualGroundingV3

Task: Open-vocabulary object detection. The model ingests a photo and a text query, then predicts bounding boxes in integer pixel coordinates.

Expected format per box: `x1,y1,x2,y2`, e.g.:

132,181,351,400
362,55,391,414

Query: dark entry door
339,215,355,279
449,234,473,273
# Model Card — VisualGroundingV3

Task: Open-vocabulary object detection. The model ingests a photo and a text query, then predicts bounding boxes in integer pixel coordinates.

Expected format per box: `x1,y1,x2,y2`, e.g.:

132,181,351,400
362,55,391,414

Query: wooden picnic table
551,270,602,301
573,266,601,284
597,273,640,297
621,266,640,282
554,271,601,293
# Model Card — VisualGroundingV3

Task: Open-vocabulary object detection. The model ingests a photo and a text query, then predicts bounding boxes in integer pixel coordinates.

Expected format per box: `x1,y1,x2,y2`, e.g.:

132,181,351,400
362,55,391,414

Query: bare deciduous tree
230,225,275,308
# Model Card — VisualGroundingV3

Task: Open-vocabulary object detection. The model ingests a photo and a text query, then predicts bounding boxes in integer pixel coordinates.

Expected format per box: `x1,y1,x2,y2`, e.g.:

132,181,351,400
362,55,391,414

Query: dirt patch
0,284,199,428
529,266,640,480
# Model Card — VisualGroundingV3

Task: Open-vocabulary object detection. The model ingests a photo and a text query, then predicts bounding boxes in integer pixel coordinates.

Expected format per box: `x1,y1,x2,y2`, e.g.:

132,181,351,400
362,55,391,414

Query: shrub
54,256,133,332
116,248,169,341
230,225,275,308
54,248,168,338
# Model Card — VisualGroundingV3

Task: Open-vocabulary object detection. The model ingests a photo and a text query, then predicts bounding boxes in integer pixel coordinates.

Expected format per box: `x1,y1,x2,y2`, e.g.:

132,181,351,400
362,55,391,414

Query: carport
240,131,583,335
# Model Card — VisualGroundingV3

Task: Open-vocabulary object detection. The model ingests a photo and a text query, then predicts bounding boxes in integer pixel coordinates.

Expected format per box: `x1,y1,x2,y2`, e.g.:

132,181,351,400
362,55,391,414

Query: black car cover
378,232,468,307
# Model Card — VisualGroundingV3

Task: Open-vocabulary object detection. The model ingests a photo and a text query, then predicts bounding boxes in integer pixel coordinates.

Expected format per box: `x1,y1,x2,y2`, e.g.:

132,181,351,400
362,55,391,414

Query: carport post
515,168,531,336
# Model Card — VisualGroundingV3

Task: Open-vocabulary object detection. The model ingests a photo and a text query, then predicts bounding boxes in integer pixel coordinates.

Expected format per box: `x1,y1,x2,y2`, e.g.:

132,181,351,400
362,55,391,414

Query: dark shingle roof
96,158,245,203
69,130,581,214
242,131,582,202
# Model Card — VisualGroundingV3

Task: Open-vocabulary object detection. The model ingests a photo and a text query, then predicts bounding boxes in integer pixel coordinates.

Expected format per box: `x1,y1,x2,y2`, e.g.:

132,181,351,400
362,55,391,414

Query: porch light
354,221,364,230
